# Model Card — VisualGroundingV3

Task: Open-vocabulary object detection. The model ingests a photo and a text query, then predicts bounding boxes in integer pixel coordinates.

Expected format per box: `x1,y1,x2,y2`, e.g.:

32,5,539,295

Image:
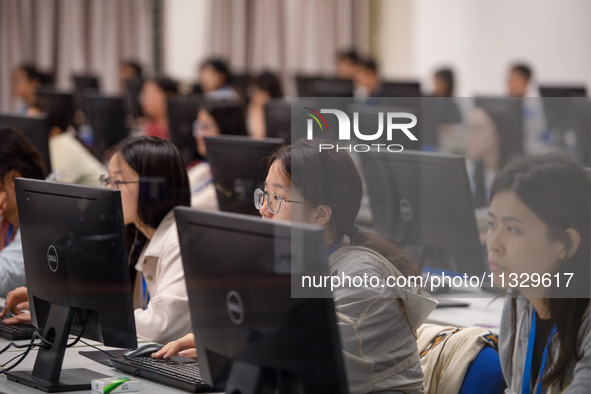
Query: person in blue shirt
0,127,46,297
489,155,591,393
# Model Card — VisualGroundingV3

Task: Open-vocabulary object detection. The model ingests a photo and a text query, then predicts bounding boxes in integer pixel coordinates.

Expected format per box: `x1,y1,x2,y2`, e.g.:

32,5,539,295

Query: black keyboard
0,318,40,340
111,356,212,393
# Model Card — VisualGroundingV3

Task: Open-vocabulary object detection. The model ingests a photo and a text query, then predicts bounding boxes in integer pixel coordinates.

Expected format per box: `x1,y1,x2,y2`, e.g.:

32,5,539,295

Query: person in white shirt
189,101,248,209
104,136,192,344
28,98,106,186
1,136,192,345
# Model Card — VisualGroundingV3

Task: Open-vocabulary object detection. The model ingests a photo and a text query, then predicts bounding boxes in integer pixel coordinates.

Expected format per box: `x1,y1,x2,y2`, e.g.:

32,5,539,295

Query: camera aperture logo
303,107,418,153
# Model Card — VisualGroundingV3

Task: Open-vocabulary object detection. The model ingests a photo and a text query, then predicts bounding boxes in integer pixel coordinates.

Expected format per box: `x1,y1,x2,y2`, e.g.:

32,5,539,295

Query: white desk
426,290,505,334
0,336,224,393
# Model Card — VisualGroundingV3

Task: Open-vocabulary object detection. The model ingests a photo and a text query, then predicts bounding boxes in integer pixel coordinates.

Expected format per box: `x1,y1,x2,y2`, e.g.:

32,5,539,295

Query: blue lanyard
522,310,557,394
191,177,213,195
327,241,339,256
142,274,150,310
5,224,13,246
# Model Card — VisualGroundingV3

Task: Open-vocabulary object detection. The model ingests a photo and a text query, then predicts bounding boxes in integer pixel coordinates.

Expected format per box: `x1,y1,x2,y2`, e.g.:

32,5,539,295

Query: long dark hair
269,139,418,276
490,154,590,388
0,127,47,180
111,136,190,269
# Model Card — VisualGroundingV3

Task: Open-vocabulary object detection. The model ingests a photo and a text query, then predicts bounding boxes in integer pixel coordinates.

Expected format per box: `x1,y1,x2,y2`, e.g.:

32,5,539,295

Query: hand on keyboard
0,286,31,324
152,333,196,360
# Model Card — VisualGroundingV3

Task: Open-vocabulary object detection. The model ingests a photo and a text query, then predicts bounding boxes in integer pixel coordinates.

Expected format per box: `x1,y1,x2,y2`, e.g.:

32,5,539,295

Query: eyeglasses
253,188,308,215
99,174,140,189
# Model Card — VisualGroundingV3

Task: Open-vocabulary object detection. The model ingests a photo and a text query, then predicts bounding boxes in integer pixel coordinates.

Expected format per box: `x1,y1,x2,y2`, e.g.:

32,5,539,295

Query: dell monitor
0,113,52,173
36,89,76,128
8,179,137,392
264,99,291,142
473,96,524,160
204,135,284,216
175,208,348,393
82,93,130,161
296,75,354,97
72,74,100,110
539,85,587,140
166,96,205,164
358,150,486,278
381,81,422,97
124,77,145,119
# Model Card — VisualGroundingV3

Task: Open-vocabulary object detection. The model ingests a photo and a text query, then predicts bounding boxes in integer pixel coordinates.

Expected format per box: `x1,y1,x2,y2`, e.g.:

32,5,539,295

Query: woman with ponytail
255,139,437,393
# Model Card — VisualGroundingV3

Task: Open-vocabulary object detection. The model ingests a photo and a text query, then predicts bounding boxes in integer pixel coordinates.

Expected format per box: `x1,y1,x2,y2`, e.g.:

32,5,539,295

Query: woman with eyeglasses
1,137,192,345
155,139,437,393
188,101,247,209
98,136,192,344
488,155,591,393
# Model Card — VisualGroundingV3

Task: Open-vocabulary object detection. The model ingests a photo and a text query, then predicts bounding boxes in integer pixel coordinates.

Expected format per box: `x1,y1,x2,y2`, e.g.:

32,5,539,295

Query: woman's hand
0,286,32,324
151,333,196,359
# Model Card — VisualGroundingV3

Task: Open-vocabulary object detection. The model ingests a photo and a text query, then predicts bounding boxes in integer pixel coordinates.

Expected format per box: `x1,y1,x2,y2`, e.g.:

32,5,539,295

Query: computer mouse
123,343,164,358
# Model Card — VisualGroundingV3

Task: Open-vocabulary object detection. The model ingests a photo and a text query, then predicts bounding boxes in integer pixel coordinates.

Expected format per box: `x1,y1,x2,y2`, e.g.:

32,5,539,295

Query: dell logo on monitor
47,245,59,272
226,290,245,325
399,198,413,222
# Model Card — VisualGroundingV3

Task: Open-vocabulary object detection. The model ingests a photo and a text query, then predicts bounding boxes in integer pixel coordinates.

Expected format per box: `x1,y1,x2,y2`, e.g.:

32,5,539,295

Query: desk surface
0,336,224,393
0,293,503,393
426,290,504,334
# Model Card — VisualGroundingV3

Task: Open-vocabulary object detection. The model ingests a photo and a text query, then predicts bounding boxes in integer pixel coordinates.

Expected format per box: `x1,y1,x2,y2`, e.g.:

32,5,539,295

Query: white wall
162,0,212,83
379,0,591,96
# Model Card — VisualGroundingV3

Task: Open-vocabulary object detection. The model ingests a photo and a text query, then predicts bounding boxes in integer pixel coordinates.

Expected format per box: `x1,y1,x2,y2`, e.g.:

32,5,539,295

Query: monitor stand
6,303,108,392
225,360,303,394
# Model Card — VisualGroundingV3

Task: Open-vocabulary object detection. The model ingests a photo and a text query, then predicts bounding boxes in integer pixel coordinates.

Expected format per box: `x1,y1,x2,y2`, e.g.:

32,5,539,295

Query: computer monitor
175,208,348,393
231,73,252,102
36,88,76,128
358,150,486,277
8,178,137,392
82,93,130,161
539,86,587,139
204,135,284,216
264,99,291,142
295,75,353,97
539,85,587,98
473,97,524,158
348,102,422,151
72,74,100,109
381,81,422,97
124,77,144,118
166,96,205,164
571,98,591,166
0,113,52,173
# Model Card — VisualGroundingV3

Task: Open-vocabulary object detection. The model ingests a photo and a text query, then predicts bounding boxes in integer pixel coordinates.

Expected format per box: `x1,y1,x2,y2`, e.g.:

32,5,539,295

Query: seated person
11,64,41,113
119,59,143,93
335,49,360,79
28,98,106,187
156,140,437,393
2,137,192,344
353,58,383,99
422,67,463,152
197,58,240,102
189,102,248,209
466,105,521,208
488,155,591,392
139,76,178,140
246,71,283,139
0,127,46,297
